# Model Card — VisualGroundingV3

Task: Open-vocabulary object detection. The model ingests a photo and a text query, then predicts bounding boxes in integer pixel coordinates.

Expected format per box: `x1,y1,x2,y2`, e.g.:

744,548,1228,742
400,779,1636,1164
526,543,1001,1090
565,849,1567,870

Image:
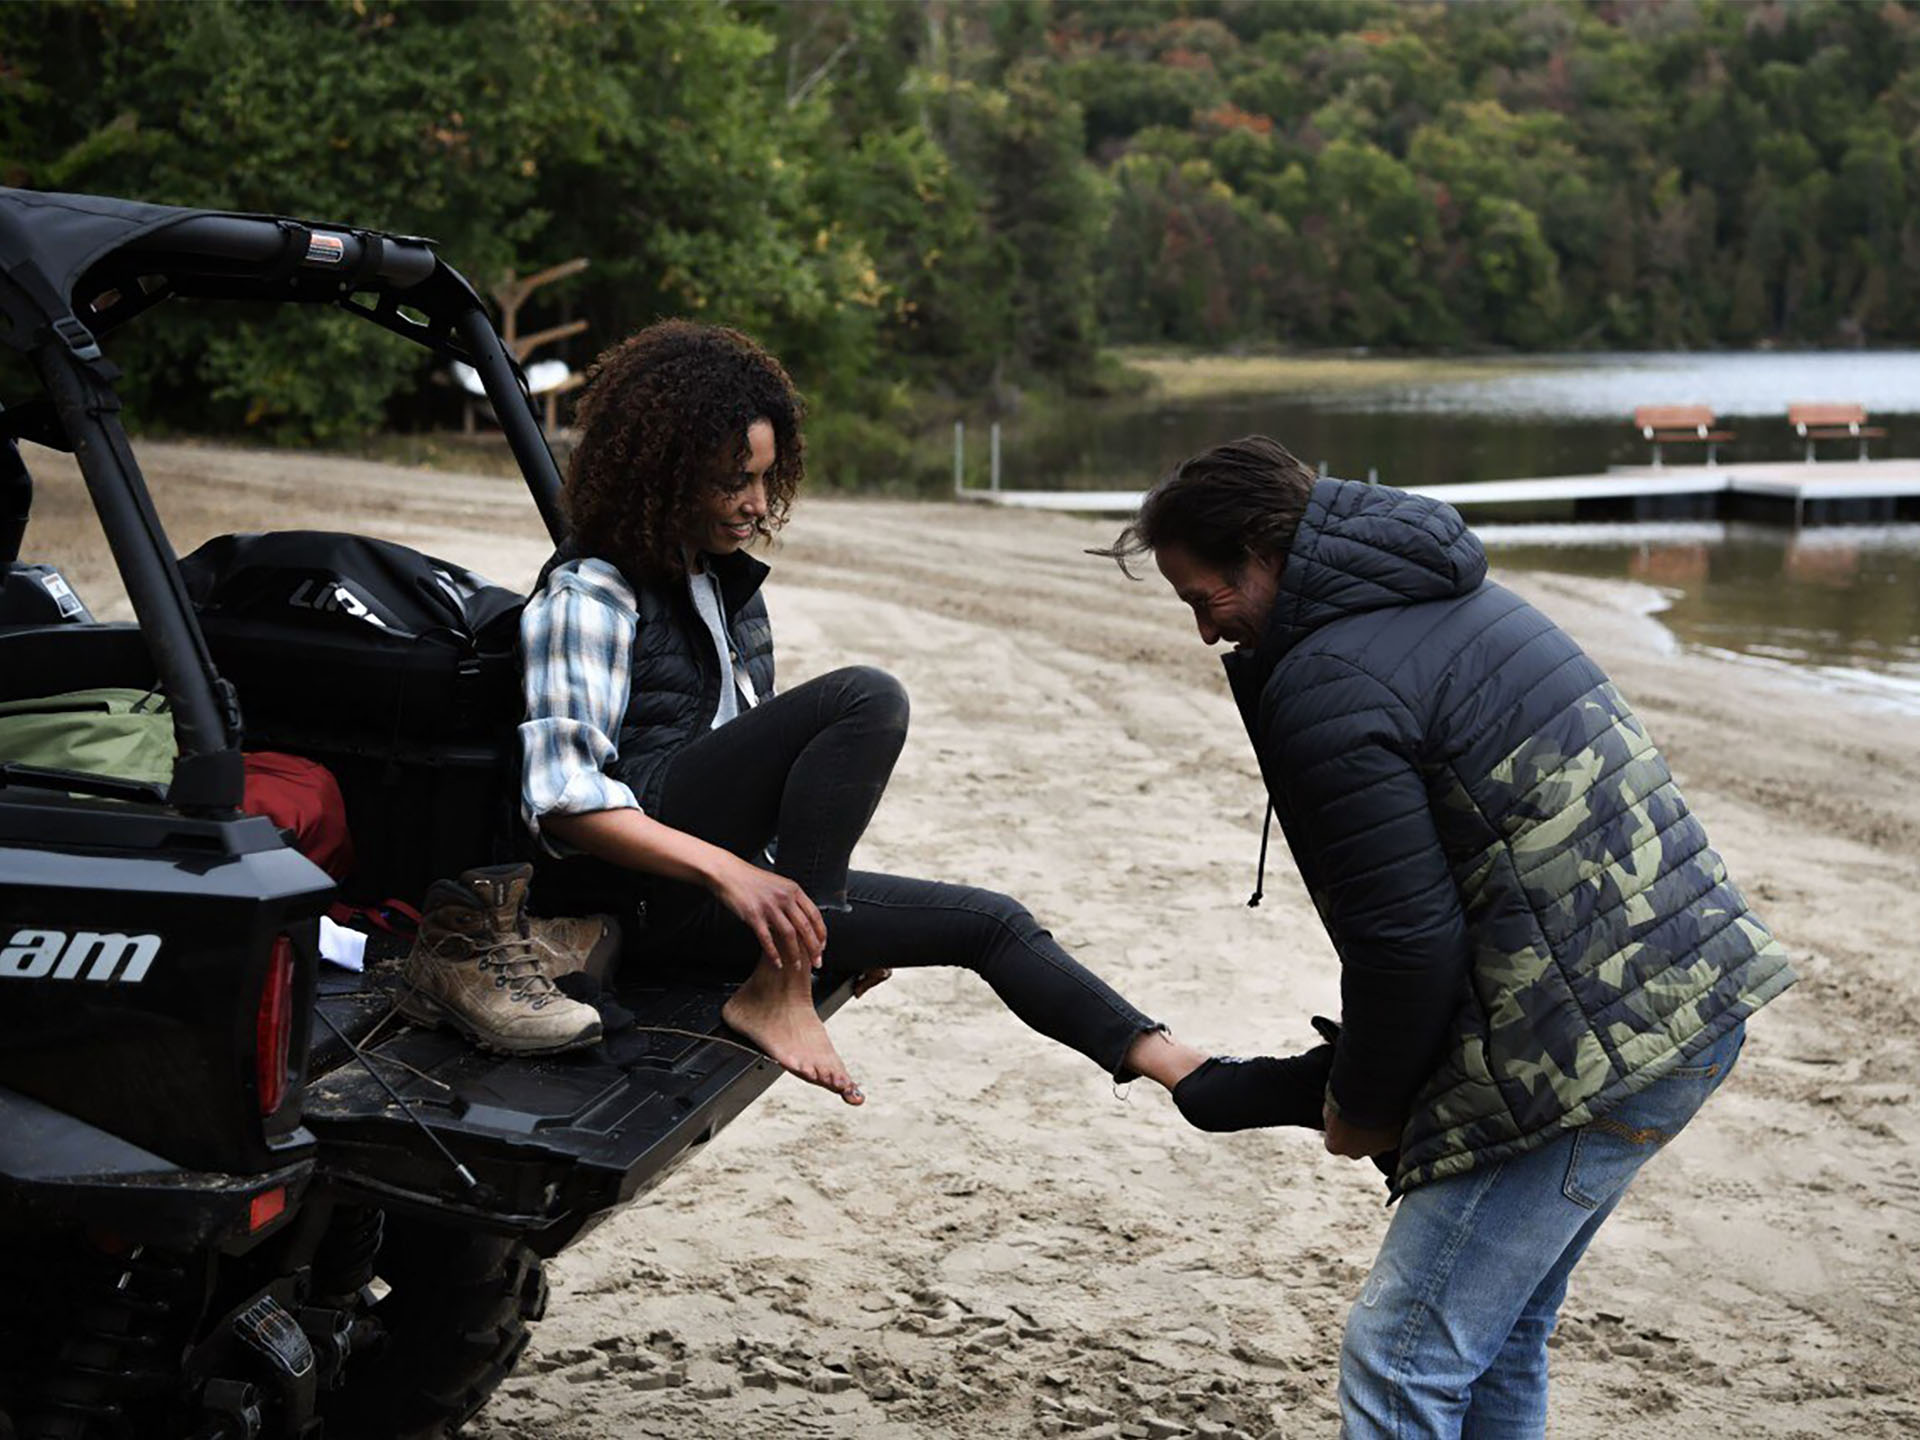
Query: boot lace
476,912,563,1010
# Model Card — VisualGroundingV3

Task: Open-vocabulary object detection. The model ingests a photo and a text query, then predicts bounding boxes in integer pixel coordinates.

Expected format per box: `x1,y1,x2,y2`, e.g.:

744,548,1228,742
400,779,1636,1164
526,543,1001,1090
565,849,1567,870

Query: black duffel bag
179,530,525,744
179,530,528,901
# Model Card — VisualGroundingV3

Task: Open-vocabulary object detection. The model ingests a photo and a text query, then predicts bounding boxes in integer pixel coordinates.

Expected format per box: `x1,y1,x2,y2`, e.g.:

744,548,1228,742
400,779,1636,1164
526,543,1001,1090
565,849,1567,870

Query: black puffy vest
606,549,776,809
523,548,775,916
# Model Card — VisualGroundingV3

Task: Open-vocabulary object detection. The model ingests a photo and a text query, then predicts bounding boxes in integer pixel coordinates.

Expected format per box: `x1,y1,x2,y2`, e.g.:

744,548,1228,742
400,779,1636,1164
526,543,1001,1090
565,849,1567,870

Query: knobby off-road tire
320,1216,548,1440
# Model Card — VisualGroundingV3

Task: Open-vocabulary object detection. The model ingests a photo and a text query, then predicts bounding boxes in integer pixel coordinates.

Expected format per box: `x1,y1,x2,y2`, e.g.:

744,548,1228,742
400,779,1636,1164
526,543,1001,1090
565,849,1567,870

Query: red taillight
255,935,295,1117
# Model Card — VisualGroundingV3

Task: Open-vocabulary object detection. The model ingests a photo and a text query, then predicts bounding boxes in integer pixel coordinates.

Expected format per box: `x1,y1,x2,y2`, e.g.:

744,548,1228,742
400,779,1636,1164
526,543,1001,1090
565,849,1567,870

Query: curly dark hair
564,320,806,585
1088,435,1315,580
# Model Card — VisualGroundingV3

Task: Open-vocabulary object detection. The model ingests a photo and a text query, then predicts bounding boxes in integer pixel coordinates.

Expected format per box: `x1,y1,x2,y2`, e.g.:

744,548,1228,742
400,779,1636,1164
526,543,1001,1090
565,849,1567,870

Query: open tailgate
300,970,850,1255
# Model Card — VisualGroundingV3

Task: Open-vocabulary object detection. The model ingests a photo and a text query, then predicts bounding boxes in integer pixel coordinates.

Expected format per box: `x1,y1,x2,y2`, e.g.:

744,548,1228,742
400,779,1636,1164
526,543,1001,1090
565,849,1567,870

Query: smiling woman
688,418,776,557
562,321,806,589
510,319,1284,1122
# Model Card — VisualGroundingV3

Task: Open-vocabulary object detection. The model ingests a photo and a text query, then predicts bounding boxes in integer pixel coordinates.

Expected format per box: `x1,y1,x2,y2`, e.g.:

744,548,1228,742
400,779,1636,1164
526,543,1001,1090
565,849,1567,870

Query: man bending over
1095,436,1794,1438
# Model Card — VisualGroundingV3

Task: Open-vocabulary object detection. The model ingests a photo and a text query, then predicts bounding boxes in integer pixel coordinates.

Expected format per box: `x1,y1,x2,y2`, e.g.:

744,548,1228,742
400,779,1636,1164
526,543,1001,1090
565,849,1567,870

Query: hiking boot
529,912,622,984
399,864,602,1055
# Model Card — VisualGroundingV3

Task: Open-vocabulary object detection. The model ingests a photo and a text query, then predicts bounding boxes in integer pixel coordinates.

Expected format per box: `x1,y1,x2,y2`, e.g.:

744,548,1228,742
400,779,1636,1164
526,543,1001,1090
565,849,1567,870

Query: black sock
1172,1045,1334,1132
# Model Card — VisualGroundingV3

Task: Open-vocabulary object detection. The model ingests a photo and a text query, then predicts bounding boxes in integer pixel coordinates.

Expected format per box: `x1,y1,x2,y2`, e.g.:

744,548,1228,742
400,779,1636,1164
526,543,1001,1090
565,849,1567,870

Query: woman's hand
710,855,827,971
542,810,831,971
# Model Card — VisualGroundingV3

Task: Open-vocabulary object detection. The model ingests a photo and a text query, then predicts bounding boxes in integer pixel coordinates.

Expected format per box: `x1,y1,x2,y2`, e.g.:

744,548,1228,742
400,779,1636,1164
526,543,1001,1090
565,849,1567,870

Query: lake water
1000,351,1920,708
1479,521,1920,714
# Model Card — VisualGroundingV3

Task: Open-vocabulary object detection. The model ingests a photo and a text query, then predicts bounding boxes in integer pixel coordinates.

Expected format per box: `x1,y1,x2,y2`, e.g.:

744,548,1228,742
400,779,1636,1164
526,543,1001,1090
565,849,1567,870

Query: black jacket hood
1238,478,1487,679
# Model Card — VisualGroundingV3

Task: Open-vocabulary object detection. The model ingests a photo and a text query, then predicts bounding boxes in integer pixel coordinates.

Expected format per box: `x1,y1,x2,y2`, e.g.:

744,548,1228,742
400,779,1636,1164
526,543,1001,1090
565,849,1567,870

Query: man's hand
1322,1103,1403,1160
709,855,827,972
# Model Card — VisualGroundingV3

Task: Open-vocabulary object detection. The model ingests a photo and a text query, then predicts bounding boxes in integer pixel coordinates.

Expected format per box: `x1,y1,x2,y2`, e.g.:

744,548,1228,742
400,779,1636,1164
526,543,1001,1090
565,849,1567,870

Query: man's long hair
1089,434,1316,579
565,320,805,586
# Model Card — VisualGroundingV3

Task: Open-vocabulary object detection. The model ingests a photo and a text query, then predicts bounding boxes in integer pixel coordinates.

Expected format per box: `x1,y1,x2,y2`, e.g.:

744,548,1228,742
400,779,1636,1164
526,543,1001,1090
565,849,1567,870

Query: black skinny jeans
639,666,1160,1080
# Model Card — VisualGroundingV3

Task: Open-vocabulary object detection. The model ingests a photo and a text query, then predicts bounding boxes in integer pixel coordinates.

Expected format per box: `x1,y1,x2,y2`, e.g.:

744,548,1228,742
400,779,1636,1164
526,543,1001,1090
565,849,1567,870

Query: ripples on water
1023,352,1920,492
1004,352,1920,704
1354,350,1920,419
1479,522,1920,714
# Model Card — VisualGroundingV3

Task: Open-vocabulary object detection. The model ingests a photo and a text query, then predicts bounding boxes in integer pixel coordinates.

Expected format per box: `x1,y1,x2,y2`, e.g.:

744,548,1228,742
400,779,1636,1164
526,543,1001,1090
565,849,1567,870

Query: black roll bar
37,348,243,813
71,212,566,546
10,199,568,819
121,213,438,292
452,305,567,545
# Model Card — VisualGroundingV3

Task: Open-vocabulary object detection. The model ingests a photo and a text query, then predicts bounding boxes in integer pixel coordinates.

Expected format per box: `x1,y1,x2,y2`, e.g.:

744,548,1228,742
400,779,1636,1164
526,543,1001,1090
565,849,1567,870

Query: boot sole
396,989,603,1057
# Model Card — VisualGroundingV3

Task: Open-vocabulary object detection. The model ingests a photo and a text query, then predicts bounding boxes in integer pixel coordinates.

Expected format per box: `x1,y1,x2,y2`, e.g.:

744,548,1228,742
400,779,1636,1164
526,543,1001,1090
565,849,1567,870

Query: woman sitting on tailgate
514,319,1215,1108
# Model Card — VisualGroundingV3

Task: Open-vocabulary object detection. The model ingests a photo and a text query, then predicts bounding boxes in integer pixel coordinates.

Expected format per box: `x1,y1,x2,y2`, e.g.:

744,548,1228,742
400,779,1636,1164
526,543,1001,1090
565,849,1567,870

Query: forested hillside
3,0,1914,460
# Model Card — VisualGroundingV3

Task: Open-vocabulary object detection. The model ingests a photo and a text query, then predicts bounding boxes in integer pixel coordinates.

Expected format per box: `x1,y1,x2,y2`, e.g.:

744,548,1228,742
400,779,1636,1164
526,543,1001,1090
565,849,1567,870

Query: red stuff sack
242,751,356,882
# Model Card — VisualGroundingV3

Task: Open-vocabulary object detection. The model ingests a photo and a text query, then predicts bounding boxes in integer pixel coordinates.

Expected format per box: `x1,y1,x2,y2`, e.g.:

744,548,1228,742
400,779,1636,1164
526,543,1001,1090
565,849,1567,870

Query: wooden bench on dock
1633,405,1734,467
1788,402,1886,463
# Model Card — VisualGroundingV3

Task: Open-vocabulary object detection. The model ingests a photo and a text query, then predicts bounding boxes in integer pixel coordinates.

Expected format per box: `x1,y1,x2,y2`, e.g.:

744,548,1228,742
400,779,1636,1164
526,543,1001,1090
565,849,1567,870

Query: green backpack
0,688,177,786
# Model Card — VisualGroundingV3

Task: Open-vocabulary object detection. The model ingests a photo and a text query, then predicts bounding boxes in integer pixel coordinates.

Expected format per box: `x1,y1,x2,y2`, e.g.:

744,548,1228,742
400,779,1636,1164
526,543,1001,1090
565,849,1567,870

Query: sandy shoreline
28,442,1920,1437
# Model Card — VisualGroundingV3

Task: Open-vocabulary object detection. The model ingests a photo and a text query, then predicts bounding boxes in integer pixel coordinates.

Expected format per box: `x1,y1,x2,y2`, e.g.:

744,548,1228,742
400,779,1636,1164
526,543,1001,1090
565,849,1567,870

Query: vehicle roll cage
0,191,569,818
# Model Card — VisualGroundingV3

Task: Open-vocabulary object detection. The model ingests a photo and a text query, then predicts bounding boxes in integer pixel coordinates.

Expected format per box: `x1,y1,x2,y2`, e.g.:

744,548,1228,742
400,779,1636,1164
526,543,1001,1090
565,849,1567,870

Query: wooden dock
958,458,1920,525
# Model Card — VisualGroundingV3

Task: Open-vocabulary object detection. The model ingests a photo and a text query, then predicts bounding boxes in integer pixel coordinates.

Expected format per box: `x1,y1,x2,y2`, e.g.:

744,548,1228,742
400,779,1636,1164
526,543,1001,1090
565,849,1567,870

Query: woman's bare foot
1123,1029,1210,1092
721,958,864,1104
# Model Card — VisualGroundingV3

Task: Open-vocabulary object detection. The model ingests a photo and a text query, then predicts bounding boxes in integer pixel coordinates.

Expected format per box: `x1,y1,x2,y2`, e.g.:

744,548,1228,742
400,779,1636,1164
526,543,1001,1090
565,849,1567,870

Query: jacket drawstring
1247,801,1272,908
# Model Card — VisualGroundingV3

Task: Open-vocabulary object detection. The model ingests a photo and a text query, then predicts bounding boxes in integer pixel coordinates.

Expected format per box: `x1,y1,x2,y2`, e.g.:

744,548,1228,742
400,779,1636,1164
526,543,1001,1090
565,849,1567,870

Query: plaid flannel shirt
518,557,642,856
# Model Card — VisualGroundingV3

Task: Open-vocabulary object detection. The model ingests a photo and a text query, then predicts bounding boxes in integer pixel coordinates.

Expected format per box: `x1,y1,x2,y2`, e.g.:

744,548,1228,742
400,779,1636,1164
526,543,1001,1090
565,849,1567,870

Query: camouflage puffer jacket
1222,479,1794,1194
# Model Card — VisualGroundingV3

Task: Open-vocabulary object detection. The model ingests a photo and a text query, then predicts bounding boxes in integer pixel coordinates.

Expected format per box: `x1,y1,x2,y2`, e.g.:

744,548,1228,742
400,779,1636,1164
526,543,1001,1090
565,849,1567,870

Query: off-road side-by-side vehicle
0,188,850,1439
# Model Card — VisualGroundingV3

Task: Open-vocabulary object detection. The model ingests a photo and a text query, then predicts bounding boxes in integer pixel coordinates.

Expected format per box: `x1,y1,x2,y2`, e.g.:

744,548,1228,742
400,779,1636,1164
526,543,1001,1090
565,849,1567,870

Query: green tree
0,1,890,440
932,61,1105,386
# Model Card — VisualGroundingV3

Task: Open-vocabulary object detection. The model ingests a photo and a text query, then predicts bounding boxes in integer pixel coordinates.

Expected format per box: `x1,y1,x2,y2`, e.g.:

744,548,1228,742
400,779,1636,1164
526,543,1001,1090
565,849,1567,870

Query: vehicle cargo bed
302,968,850,1253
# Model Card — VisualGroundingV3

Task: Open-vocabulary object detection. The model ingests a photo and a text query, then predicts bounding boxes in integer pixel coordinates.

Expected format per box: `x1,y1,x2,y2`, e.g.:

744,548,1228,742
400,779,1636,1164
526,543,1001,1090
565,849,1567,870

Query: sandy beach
30,441,1920,1438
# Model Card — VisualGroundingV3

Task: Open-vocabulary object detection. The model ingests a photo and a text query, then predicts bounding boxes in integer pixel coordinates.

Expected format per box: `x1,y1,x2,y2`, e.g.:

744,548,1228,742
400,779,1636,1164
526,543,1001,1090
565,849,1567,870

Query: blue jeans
1338,1023,1746,1439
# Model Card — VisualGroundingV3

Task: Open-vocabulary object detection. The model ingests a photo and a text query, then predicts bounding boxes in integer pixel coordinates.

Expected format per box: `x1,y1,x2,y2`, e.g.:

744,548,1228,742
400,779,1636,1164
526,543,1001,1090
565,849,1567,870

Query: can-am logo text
0,929,160,983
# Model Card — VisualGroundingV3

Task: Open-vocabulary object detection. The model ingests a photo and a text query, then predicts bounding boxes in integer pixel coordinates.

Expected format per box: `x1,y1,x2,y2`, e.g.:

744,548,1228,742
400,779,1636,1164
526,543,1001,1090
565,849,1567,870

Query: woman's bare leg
1123,1029,1210,1092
